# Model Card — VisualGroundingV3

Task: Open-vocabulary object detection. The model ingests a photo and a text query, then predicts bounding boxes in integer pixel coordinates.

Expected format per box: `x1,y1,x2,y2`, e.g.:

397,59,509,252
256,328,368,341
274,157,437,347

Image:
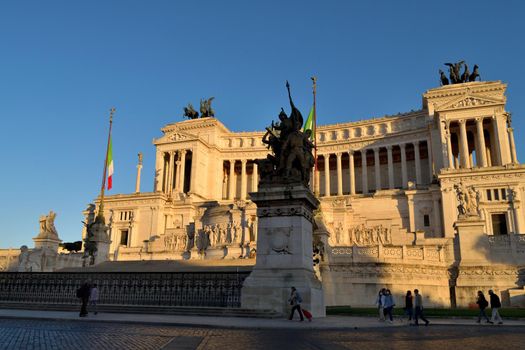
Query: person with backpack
288,287,304,321
476,291,492,324
77,282,91,317
488,290,503,324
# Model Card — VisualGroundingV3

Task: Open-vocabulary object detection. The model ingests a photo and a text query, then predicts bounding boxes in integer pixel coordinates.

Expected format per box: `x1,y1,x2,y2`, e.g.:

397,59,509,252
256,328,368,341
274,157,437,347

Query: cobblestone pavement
1,318,524,350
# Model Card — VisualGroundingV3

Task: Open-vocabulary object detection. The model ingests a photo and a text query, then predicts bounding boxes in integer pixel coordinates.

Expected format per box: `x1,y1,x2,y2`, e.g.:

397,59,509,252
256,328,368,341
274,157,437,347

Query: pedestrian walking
476,291,492,324
382,289,395,323
89,283,99,315
488,290,503,324
375,288,386,321
404,290,414,323
76,282,91,317
413,289,429,326
288,287,304,321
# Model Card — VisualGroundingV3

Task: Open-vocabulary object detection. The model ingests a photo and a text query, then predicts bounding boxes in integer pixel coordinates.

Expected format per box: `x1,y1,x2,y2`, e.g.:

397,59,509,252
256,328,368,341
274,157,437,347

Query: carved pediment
436,94,504,112
155,131,198,144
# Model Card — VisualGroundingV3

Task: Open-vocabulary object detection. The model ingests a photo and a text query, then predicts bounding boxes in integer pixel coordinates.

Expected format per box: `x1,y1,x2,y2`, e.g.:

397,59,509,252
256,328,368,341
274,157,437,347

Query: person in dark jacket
404,290,414,323
476,291,492,323
414,289,429,326
288,287,304,321
488,290,503,324
77,282,91,317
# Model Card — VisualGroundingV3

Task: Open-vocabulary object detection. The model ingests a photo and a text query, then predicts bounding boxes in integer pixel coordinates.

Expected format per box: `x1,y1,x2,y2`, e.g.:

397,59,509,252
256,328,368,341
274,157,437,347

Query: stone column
314,159,320,195
229,160,236,200
374,148,381,191
413,141,421,185
458,119,470,168
475,118,488,167
178,150,187,193
154,151,163,192
491,116,502,166
324,154,331,197
446,127,454,169
336,152,343,196
495,114,512,165
240,159,247,200
361,149,368,194
349,151,355,195
252,161,258,192
387,146,394,189
426,139,433,184
400,144,408,189
135,153,143,193
168,151,175,195
508,127,518,164
174,160,181,192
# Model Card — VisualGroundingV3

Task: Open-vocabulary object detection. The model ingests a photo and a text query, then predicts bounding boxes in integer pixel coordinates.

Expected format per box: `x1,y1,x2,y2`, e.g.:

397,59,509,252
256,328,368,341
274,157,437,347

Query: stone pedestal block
454,217,487,265
241,183,325,317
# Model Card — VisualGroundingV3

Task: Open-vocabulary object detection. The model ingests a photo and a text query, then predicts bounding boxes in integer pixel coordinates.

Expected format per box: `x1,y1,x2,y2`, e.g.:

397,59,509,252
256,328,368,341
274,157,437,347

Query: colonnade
315,140,432,196
157,149,190,195
445,116,518,169
223,159,259,200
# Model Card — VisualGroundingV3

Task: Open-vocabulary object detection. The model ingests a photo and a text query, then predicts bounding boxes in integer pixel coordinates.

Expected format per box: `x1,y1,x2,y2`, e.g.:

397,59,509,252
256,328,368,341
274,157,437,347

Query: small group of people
375,288,429,326
76,282,99,317
476,290,504,324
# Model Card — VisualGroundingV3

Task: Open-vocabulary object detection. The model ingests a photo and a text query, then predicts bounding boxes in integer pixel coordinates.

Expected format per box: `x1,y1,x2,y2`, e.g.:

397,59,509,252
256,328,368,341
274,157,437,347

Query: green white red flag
107,136,113,190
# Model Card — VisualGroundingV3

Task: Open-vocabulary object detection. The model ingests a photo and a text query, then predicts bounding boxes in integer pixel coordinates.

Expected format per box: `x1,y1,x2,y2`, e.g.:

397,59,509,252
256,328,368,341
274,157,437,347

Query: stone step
0,302,283,318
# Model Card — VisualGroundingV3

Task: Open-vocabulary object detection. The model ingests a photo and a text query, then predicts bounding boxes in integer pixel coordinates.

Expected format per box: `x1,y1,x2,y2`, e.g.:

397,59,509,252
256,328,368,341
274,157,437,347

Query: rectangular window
120,229,129,246
494,189,500,201
501,189,507,200
486,190,492,201
491,214,508,235
423,214,430,227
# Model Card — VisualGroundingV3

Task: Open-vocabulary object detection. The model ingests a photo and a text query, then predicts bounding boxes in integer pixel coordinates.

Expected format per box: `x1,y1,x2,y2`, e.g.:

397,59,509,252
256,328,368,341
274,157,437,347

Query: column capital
360,148,367,155
240,159,247,164
373,147,380,153
413,140,420,147
179,149,187,156
335,152,342,158
348,150,354,155
386,145,393,150
475,117,484,123
458,119,467,125
400,143,406,150
508,127,514,133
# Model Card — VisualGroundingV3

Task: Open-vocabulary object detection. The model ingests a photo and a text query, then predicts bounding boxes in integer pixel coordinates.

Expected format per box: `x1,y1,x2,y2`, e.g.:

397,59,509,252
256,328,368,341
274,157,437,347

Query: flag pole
311,76,317,195
97,107,115,222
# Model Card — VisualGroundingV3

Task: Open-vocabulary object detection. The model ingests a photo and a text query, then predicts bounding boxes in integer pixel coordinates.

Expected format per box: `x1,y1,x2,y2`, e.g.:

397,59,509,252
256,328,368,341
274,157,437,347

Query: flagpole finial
109,107,116,123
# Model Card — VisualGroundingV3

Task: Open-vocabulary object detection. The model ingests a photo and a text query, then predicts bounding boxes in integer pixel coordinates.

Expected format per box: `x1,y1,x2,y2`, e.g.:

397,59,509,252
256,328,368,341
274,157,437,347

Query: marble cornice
423,81,506,100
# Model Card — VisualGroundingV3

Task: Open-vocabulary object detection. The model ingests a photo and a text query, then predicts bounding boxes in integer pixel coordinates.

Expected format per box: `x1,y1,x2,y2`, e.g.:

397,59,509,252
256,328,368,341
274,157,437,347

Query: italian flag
302,106,315,140
107,136,114,190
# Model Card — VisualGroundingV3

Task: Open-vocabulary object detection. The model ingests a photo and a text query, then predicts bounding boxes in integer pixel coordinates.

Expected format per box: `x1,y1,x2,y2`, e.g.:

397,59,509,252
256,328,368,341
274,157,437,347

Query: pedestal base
241,268,325,317
241,183,324,317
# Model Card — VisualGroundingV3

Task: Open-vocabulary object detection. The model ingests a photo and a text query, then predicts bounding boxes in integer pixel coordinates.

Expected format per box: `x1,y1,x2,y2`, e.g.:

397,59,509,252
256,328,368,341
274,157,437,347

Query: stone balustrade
329,243,445,263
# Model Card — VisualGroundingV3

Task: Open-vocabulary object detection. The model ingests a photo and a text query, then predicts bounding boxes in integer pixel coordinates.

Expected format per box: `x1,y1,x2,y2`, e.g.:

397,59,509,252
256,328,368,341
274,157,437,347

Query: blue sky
1,0,524,248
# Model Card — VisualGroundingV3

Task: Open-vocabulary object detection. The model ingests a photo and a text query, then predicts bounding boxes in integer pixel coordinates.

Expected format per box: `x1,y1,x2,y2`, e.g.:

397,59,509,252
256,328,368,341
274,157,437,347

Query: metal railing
0,271,250,308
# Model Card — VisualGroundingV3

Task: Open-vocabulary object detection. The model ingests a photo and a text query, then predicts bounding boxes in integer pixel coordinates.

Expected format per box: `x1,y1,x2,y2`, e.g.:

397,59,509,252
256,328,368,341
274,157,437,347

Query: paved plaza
1,311,524,350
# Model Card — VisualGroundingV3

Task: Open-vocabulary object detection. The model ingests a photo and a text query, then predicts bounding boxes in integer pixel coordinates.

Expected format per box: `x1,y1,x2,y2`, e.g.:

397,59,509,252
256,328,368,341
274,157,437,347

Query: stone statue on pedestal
258,81,314,186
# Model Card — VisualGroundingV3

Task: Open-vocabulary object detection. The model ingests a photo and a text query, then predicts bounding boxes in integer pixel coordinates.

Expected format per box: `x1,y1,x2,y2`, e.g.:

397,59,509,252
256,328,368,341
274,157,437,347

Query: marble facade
2,80,525,308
